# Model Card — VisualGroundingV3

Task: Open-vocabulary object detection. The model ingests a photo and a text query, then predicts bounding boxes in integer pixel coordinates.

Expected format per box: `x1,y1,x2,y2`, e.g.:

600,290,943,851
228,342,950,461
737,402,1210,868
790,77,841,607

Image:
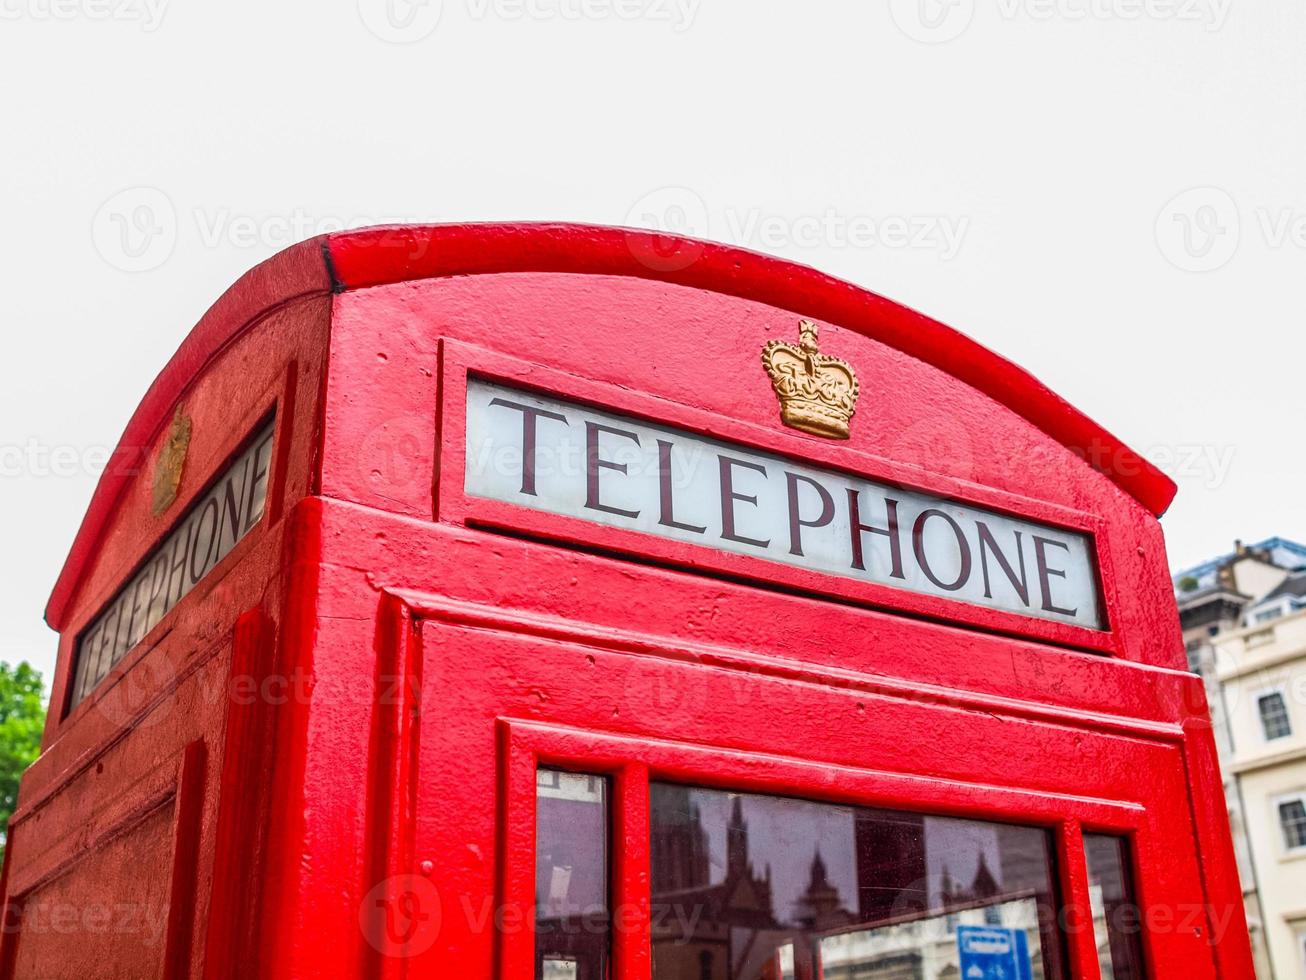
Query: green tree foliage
0,662,45,859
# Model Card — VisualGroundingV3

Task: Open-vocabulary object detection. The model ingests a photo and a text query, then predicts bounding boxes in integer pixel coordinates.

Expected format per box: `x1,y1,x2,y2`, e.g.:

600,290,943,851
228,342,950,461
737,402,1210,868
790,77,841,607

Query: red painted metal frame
53,361,296,724
203,608,279,980
498,718,1143,980
45,240,328,631
12,224,1255,980
435,338,1123,656
0,735,208,980
374,578,1235,979
1,285,329,977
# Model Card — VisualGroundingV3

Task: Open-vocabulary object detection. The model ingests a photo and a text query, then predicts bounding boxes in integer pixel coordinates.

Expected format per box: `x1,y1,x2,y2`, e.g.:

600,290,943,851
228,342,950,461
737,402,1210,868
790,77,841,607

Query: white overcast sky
2,0,1303,682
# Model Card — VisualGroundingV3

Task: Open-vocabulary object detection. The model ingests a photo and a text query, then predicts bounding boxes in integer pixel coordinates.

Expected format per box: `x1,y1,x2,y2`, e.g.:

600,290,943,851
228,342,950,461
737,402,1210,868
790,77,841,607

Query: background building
1176,538,1306,979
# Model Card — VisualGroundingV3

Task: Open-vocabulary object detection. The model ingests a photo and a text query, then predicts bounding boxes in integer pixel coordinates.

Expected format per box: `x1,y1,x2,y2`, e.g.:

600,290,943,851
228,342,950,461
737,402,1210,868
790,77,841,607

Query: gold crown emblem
152,406,192,515
761,320,860,440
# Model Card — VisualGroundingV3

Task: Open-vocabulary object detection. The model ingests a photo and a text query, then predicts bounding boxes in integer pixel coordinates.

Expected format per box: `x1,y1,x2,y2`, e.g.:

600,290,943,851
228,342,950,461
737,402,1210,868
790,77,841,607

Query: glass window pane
536,770,610,980
649,783,1067,980
1280,799,1306,851
1258,693,1293,741
1084,834,1147,980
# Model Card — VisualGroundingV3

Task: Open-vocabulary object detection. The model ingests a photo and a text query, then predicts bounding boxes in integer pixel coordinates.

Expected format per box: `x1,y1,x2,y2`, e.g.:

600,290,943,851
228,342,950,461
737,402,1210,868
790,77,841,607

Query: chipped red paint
4,224,1249,979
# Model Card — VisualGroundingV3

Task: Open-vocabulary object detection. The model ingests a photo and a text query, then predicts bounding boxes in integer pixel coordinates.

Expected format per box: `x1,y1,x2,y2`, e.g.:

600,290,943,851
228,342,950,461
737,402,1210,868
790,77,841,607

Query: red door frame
361,578,1229,980
498,719,1142,980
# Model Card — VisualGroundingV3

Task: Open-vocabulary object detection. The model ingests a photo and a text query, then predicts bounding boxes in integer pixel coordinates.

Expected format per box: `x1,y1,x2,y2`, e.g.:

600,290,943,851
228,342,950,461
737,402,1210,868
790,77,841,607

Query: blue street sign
956,925,1034,980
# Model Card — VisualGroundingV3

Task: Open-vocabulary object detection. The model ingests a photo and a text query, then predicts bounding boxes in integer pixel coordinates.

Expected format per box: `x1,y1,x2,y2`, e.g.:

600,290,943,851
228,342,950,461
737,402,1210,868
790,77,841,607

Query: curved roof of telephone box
45,222,1177,629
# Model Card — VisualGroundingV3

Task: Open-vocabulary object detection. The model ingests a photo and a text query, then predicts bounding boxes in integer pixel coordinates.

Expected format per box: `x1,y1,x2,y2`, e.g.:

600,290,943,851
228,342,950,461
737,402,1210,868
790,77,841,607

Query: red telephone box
1,223,1252,979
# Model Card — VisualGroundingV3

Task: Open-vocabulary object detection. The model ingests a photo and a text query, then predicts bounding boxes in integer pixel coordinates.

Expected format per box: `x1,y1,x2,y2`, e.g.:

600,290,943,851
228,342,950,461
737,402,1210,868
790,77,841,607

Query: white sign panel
465,381,1103,631
73,421,277,705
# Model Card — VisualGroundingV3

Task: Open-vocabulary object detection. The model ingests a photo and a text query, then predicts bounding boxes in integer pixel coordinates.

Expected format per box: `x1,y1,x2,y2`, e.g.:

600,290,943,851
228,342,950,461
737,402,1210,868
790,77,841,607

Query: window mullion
614,764,652,980
1057,820,1105,980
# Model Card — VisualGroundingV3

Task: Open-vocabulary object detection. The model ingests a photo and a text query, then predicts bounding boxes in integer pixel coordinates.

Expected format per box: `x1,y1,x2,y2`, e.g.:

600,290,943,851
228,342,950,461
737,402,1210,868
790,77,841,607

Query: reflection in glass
536,770,610,980
1084,834,1146,980
650,784,1066,980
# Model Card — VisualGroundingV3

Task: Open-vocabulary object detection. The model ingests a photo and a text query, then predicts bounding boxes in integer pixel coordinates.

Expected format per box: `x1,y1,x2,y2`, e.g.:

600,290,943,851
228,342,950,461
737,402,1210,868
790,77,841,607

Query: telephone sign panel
465,379,1103,629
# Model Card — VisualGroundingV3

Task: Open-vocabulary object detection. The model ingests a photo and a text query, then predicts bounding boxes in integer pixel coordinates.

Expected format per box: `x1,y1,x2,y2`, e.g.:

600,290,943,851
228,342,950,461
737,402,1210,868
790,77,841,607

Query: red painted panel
325,224,1175,517
229,499,1247,978
322,271,1180,666
7,801,175,979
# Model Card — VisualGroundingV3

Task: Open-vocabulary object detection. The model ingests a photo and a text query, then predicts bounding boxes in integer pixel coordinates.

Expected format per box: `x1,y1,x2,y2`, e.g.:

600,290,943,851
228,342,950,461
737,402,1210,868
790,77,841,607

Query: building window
1279,797,1306,853
1251,604,1285,625
1257,692,1293,742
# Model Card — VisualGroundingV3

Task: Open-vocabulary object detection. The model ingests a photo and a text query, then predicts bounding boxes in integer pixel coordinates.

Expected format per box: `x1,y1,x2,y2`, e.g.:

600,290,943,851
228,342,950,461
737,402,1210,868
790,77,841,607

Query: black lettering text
1034,536,1079,617
977,523,1029,605
584,422,641,519
912,509,973,592
718,456,770,549
786,472,835,557
657,440,706,534
489,397,569,496
848,491,904,578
